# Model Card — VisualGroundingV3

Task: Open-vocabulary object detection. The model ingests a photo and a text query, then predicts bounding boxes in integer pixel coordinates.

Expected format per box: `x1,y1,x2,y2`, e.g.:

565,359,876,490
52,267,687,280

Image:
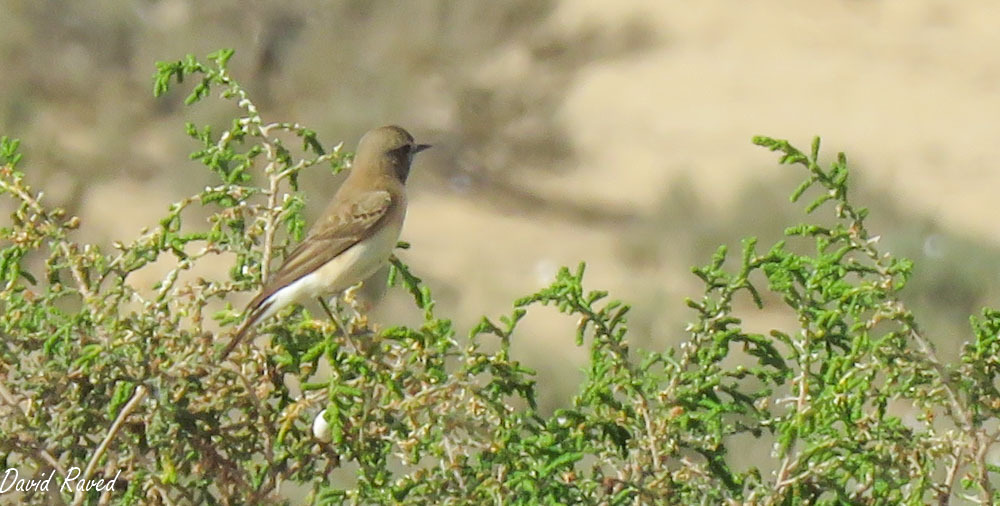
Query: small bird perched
219,125,430,360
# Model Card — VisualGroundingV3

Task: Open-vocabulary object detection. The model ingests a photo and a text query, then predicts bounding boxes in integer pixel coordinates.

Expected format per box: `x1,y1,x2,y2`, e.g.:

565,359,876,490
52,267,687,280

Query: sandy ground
550,0,1000,232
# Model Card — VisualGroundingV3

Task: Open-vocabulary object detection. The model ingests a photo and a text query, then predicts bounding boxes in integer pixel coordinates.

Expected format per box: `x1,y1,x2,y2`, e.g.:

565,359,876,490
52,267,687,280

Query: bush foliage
1,50,999,505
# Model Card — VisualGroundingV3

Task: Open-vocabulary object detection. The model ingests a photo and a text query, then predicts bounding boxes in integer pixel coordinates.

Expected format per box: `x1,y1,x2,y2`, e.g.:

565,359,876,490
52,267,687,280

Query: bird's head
354,125,431,183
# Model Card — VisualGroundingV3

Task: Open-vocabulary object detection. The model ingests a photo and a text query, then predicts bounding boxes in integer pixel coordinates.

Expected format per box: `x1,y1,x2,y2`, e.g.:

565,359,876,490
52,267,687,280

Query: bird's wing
219,190,393,361
245,189,394,313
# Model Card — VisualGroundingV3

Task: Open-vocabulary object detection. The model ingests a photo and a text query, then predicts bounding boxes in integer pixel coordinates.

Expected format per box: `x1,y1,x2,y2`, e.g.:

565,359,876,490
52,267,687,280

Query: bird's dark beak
413,143,432,154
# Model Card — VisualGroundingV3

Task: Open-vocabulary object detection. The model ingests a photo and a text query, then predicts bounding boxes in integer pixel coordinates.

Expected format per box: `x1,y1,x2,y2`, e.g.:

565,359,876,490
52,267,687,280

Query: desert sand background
2,0,999,478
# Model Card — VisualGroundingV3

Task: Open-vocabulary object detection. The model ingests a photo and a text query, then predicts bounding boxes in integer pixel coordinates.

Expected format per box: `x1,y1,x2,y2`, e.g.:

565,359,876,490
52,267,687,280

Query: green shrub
1,49,998,505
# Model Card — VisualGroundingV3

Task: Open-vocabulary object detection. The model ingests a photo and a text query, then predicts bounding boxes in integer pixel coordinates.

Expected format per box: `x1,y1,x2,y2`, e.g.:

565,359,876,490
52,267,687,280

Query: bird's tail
218,301,271,361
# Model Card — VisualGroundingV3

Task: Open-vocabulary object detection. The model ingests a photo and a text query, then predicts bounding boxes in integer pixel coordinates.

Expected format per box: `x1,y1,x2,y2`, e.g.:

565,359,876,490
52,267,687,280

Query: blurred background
2,0,1000,462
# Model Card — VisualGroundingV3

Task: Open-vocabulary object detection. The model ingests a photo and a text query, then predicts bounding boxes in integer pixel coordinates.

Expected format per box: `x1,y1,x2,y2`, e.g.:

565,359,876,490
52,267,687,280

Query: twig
259,161,284,283
938,449,962,506
0,176,95,301
71,385,148,506
236,366,274,463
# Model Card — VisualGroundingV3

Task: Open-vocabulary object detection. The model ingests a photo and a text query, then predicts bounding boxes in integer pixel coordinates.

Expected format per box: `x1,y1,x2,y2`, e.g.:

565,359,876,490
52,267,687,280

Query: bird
219,125,430,360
